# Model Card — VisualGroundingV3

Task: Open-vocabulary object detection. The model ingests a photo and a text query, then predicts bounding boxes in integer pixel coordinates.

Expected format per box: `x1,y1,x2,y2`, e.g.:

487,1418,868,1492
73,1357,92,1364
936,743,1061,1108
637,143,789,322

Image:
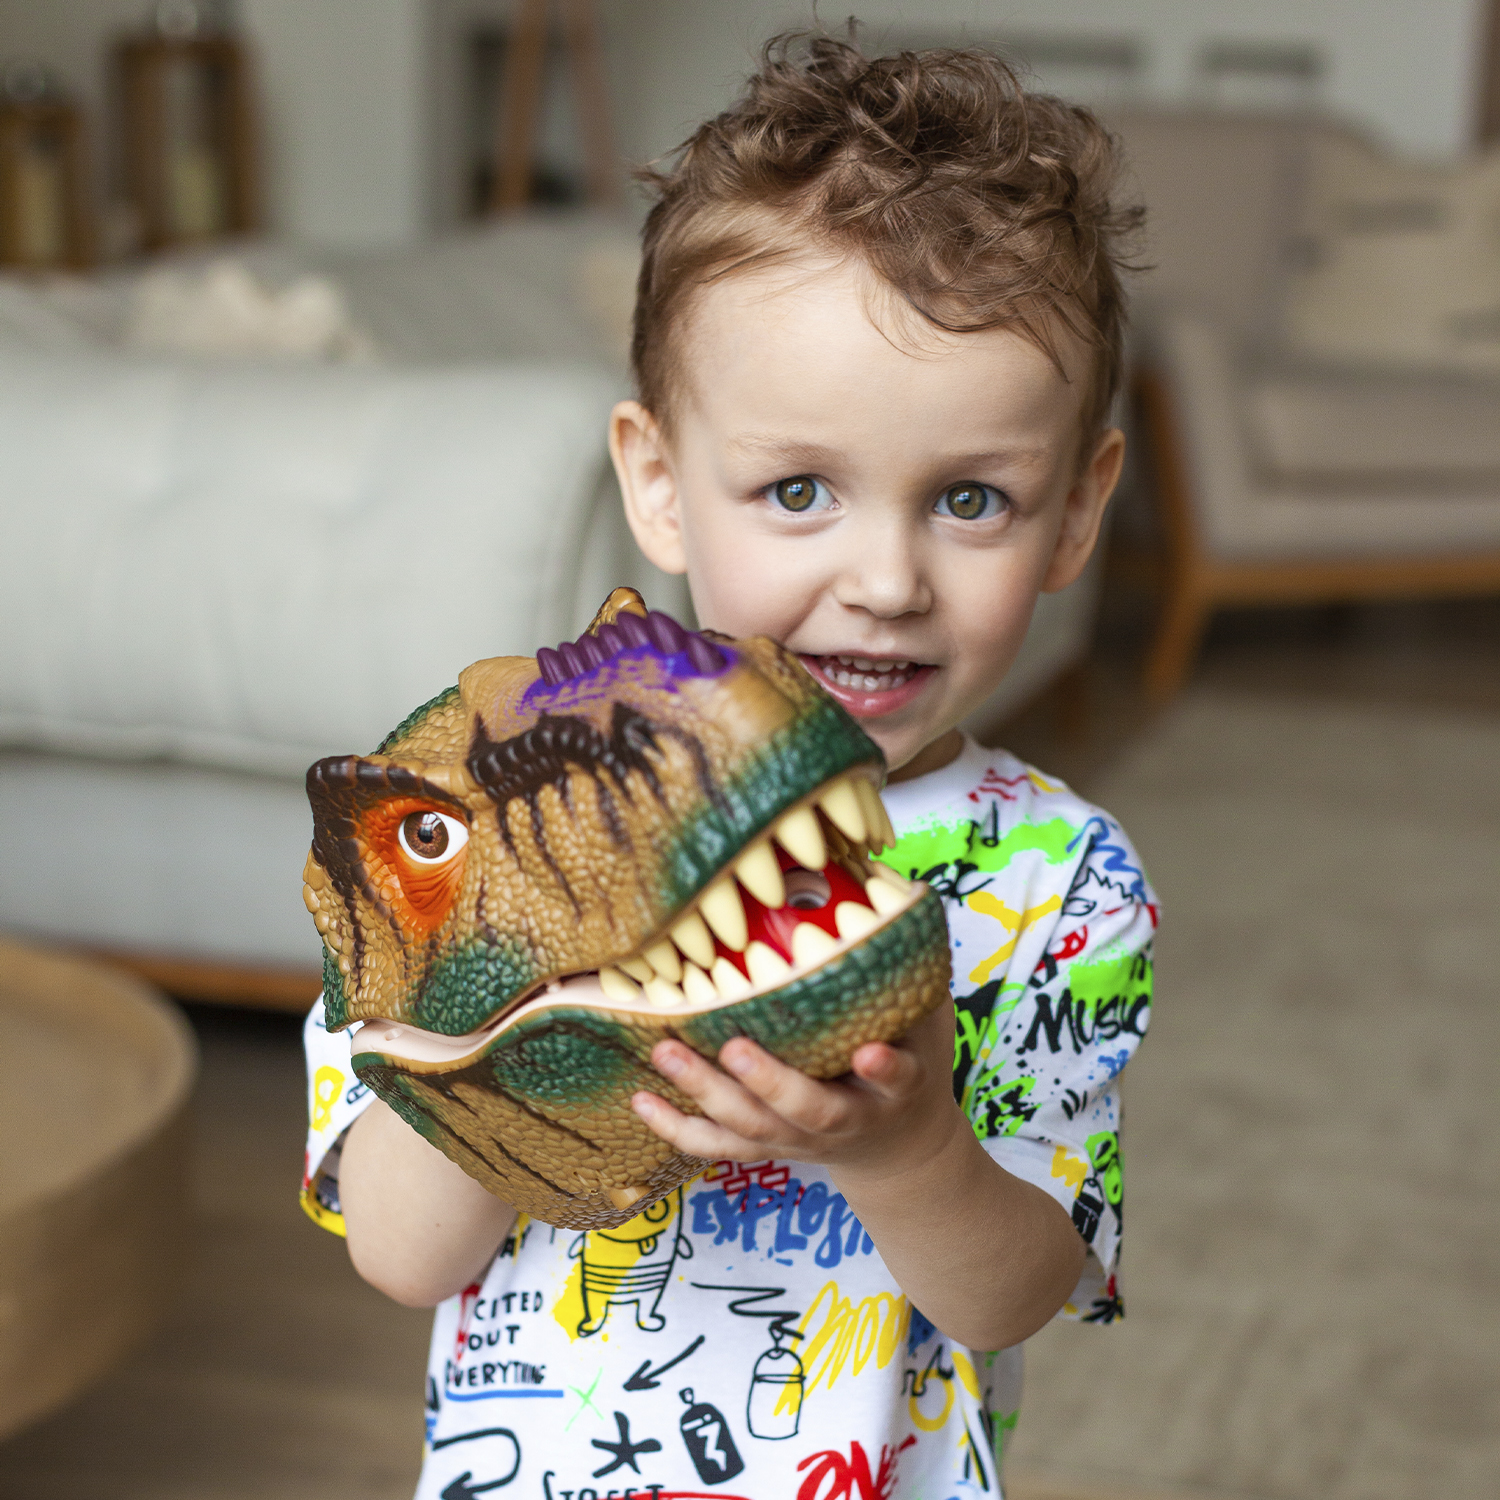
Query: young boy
302,34,1153,1499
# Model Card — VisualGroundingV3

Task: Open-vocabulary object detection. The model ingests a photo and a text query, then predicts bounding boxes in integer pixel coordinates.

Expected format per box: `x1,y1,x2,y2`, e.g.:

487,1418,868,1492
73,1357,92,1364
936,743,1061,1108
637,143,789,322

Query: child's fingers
847,1040,924,1098
716,1037,856,1135
649,1039,801,1147
630,1089,778,1163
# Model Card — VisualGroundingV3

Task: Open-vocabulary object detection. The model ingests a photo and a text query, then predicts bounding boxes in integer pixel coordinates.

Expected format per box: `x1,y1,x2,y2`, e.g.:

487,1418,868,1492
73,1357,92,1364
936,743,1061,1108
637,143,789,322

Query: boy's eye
934,482,1005,520
399,810,469,863
770,475,832,513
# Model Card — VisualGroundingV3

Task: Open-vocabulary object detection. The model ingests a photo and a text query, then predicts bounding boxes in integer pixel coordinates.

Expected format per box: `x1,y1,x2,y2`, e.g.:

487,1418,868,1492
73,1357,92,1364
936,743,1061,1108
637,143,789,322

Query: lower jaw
799,658,936,719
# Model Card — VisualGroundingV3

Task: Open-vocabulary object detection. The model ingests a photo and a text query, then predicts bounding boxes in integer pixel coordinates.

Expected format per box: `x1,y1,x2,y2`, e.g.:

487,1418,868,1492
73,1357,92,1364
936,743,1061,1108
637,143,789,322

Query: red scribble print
977,769,1029,801
796,1436,917,1500
1052,927,1088,961
703,1158,791,1202
451,1280,484,1362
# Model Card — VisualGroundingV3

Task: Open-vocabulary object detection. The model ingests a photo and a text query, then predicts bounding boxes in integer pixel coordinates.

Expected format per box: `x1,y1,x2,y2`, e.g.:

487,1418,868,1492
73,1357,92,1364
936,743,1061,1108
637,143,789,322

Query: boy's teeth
791,921,839,967
734,841,785,908
817,778,866,842
644,939,683,984
834,900,879,940
700,876,748,951
775,806,827,870
746,940,793,986
671,911,716,969
822,656,918,691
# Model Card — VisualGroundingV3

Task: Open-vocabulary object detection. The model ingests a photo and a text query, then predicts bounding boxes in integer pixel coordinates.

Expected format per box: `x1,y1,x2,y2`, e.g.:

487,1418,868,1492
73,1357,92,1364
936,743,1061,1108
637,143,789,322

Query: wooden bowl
0,938,197,1440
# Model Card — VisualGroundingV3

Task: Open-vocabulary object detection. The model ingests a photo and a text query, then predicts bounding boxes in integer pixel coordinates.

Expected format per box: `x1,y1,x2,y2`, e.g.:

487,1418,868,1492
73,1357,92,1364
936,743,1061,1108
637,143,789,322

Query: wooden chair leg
1144,576,1209,705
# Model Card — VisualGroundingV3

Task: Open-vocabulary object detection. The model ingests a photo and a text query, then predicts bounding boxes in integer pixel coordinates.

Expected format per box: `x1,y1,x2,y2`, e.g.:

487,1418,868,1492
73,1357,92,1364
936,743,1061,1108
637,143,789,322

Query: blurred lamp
0,63,96,270
115,2,258,250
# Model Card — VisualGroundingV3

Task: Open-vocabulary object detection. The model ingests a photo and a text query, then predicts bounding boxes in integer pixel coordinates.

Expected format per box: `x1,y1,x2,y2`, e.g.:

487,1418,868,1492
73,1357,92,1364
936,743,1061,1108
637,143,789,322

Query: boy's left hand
631,1003,963,1181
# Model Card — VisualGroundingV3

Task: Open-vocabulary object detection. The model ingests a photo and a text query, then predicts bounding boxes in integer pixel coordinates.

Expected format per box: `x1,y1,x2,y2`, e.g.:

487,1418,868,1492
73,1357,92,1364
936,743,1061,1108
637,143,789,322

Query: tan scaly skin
303,587,951,1230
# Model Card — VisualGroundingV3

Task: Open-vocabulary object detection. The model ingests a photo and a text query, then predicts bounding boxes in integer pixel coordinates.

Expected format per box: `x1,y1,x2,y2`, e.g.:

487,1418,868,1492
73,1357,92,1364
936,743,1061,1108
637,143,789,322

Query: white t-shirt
302,736,1156,1499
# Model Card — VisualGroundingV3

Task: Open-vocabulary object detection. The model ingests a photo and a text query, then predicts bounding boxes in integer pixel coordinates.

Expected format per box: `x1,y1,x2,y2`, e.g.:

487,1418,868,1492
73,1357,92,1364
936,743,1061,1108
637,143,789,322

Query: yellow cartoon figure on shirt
559,1187,693,1337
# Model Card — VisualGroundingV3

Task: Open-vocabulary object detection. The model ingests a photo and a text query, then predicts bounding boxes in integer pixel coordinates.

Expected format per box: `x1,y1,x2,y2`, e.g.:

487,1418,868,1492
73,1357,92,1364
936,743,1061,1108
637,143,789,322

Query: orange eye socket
398,810,469,864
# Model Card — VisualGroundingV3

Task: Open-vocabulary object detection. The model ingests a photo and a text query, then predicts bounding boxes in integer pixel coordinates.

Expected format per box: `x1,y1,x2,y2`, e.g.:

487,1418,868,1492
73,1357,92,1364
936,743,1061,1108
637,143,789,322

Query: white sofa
0,221,1102,1003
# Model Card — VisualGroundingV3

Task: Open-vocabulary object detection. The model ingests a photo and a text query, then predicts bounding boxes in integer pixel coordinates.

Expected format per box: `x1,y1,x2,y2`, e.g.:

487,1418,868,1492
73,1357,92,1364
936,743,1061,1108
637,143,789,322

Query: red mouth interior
712,844,871,979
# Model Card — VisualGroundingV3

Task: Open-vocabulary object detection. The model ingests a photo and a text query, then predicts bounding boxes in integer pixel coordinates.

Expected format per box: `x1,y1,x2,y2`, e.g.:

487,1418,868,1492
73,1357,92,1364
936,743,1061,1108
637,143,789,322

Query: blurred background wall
0,0,1488,250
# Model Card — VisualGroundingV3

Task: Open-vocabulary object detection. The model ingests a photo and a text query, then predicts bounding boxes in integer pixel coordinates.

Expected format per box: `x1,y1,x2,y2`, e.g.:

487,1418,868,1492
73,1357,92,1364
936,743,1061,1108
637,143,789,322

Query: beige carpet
1007,689,1500,1499
0,686,1493,1499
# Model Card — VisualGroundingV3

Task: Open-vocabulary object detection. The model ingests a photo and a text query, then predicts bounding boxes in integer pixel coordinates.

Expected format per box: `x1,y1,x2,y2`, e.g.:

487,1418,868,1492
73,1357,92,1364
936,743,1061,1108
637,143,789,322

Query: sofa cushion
1247,370,1500,486
1161,318,1500,560
1281,135,1500,374
0,352,630,775
1107,112,1331,340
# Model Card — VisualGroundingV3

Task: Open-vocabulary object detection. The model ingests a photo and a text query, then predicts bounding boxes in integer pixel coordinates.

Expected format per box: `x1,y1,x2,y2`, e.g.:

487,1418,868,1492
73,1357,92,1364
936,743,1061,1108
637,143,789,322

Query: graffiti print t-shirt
302,735,1156,1499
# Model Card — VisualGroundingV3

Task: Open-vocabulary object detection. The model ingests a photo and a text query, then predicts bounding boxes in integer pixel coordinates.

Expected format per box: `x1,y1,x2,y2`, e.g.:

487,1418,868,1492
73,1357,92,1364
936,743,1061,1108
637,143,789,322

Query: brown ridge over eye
775,476,817,511
401,811,449,859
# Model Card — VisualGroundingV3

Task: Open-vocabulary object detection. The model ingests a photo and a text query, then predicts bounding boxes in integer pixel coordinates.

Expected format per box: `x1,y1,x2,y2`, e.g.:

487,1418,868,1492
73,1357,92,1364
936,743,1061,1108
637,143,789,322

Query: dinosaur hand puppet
303,588,950,1230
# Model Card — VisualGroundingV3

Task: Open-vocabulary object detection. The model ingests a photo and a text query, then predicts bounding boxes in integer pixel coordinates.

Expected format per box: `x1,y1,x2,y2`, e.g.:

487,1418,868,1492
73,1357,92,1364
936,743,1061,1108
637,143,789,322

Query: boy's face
611,257,1123,778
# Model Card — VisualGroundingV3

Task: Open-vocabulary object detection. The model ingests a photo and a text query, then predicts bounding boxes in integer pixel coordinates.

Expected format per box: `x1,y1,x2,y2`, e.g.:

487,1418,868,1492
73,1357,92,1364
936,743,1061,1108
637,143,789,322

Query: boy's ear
609,399,687,576
1041,426,1126,594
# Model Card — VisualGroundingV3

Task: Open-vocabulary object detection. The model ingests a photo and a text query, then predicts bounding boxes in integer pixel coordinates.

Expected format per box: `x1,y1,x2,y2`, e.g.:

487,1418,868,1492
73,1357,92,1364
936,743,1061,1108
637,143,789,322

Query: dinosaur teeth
599,966,642,1003
711,956,752,999
790,921,840,968
866,873,907,917
817,778,867,843
670,911,716,970
734,840,785,909
775,805,827,870
699,876,748,951
854,777,895,851
681,962,718,1006
645,940,683,984
834,900,880,940
745,940,793,986
598,774,908,1012
643,975,686,1009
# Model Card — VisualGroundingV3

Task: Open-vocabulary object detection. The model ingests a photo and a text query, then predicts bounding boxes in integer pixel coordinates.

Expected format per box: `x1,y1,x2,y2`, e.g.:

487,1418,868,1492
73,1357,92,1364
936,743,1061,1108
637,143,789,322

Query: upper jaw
353,769,923,1064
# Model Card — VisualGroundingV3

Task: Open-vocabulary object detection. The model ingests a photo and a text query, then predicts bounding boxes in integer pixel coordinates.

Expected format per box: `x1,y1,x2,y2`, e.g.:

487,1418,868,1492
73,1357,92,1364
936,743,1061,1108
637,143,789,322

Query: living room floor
0,587,1495,1500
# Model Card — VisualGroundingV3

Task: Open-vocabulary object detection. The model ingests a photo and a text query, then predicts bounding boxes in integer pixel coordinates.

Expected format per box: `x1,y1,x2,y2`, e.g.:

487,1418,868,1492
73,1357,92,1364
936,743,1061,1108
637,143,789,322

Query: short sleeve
951,813,1156,1321
300,999,377,1236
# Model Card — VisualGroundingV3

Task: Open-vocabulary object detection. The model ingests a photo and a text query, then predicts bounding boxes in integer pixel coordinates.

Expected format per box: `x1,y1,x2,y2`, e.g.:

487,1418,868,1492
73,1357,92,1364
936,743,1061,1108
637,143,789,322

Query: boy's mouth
799,653,935,718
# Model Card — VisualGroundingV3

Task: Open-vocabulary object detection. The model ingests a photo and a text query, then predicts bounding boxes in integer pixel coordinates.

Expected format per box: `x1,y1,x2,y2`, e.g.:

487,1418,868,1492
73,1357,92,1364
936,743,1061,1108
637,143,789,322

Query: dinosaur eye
399,810,469,863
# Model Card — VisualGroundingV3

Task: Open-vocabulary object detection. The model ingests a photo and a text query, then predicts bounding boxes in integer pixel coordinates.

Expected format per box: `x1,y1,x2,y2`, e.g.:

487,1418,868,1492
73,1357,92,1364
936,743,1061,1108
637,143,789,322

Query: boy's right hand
340,1099,516,1308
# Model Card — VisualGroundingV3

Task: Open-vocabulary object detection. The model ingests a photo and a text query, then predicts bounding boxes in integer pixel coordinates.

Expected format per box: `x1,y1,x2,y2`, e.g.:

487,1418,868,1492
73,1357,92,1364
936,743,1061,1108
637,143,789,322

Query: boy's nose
832,528,933,619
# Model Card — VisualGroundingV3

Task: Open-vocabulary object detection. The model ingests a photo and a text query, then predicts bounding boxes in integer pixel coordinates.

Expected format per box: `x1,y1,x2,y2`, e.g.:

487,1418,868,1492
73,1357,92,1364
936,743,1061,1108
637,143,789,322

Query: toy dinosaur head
303,588,949,1228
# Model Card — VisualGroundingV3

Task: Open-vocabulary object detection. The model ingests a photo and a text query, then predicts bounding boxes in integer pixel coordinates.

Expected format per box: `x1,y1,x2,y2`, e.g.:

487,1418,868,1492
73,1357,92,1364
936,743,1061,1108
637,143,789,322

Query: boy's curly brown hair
632,30,1143,450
